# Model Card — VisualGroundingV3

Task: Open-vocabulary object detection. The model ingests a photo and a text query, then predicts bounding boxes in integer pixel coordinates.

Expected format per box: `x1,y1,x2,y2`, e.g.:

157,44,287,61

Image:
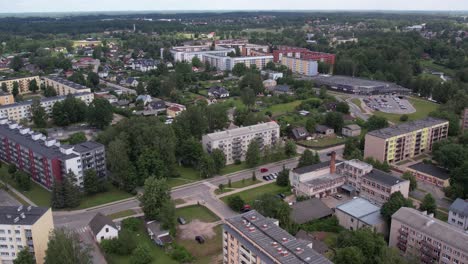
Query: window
105,228,109,233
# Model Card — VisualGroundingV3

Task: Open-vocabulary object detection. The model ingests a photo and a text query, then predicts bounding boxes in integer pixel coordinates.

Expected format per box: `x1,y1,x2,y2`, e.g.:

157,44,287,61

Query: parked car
241,204,251,213
278,193,286,199
178,217,186,225
334,194,343,200
195,235,205,244
262,176,268,180
260,168,269,173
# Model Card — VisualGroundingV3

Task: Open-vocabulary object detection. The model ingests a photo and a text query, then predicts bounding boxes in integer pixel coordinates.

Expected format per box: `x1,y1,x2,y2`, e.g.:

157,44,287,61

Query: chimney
329,151,336,174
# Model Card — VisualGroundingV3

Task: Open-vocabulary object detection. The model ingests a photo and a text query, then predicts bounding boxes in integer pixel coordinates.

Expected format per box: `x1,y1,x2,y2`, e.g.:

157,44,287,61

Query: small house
291,127,310,141
208,86,229,98
146,220,173,246
315,125,334,136
88,213,119,243
342,124,361,137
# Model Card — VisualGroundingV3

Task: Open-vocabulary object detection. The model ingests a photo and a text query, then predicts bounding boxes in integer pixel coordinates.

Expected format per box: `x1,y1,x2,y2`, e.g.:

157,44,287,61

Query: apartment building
273,46,336,65
390,207,468,264
0,92,14,106
462,108,468,132
280,56,318,76
364,117,449,163
0,92,94,122
202,122,280,165
166,45,234,62
223,210,332,264
0,119,106,189
448,198,468,231
202,53,274,71
0,76,41,95
42,76,92,96
0,206,54,264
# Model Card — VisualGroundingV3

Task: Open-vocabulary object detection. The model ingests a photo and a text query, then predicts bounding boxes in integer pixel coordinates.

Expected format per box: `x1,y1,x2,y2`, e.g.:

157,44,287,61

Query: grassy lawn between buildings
298,136,347,149
176,225,223,264
176,205,220,223
221,183,290,205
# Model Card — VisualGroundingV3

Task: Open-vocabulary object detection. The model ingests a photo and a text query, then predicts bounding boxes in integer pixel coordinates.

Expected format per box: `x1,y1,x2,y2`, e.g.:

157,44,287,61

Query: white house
88,213,119,243
146,220,173,246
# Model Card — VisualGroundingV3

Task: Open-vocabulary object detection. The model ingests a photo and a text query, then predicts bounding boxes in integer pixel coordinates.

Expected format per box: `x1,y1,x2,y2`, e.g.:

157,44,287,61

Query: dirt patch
178,220,217,240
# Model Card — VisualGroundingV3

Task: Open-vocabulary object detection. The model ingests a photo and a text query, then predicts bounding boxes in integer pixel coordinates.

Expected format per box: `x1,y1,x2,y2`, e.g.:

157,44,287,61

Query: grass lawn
221,183,290,205
220,163,247,175
176,205,220,223
77,184,133,210
105,221,177,264
106,209,136,220
350,98,364,111
168,166,202,188
176,225,223,264
420,60,456,76
298,136,346,149
261,100,302,116
374,97,438,124
215,178,260,194
436,209,449,222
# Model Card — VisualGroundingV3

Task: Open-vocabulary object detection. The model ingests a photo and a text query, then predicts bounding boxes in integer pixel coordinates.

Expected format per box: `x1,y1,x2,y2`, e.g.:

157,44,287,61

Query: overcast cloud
1,0,468,13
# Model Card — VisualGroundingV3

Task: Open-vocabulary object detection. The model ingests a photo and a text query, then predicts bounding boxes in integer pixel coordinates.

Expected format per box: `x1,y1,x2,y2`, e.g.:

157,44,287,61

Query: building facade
0,92,14,106
167,45,234,62
364,117,449,163
390,207,468,264
223,210,331,264
273,46,336,65
448,198,468,231
280,56,318,76
202,122,280,165
202,54,274,71
0,119,106,189
0,206,54,264
0,76,41,95
42,76,92,96
342,124,361,137
0,92,94,122
406,162,450,188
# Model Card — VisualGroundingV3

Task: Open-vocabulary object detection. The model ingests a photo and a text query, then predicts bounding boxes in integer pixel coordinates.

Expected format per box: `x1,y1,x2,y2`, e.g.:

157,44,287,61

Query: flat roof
367,117,448,139
0,92,92,110
203,122,279,141
291,199,333,224
392,207,468,252
408,162,449,180
44,76,91,90
0,206,49,225
363,169,407,187
336,197,383,225
310,75,410,92
225,210,332,264
293,160,342,174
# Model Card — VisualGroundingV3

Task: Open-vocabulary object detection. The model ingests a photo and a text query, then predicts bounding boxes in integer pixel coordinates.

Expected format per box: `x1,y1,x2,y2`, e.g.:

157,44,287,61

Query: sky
1,0,468,13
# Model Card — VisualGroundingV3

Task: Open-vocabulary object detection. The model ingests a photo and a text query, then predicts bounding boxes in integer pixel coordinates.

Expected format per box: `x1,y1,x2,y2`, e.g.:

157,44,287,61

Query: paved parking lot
0,190,21,206
321,194,352,209
363,95,415,114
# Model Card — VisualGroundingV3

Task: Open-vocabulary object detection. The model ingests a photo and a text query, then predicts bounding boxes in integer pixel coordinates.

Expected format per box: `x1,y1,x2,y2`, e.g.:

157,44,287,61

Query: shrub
227,195,245,212
121,217,140,232
170,244,194,263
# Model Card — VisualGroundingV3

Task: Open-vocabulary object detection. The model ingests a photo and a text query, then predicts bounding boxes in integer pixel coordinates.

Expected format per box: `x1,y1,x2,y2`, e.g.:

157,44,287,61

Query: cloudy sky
1,0,468,13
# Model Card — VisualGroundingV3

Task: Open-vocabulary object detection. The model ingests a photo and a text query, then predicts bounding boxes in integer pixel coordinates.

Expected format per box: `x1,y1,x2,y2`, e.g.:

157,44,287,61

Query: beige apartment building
42,76,91,95
364,117,449,164
0,206,54,264
0,92,14,106
202,122,280,165
223,210,331,264
390,207,468,264
0,76,40,95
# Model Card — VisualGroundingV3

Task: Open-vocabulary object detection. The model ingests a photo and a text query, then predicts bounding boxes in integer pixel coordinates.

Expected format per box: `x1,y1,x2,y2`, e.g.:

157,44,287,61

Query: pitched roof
343,124,361,131
88,213,117,235
315,125,333,133
408,162,450,180
449,198,468,217
363,169,407,187
291,199,333,224
291,127,309,139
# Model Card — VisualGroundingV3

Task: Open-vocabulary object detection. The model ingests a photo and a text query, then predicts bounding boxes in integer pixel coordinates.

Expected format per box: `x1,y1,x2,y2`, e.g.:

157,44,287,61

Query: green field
351,98,364,111
221,183,290,205
298,137,346,149
176,205,220,223
215,178,260,194
107,209,136,220
261,100,302,116
168,166,202,188
176,225,223,264
77,184,133,209
373,97,439,124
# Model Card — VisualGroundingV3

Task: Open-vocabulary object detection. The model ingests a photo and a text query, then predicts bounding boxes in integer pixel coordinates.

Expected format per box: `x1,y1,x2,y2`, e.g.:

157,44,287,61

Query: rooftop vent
250,215,257,220
14,217,19,223
6,215,11,219
271,242,278,247
281,237,288,242
262,224,268,229
27,206,32,211
20,213,25,219
276,247,283,252
248,227,256,232
17,206,23,212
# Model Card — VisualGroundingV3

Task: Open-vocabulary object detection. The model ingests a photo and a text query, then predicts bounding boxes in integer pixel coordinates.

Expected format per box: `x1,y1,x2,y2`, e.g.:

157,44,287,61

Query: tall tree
245,140,261,168
419,193,437,215
366,116,389,131
31,98,47,128
87,98,113,129
298,149,320,168
276,166,290,187
284,140,297,157
14,247,35,264
334,247,365,264
136,82,145,95
1,83,7,92
86,72,100,88
198,153,216,178
12,82,19,97
51,173,81,209
45,229,92,264
401,172,417,192
83,169,99,195
232,63,247,76
450,161,468,199
28,79,39,93
10,56,23,71
381,192,413,222
211,149,226,173
324,112,344,132
139,177,171,221
336,228,387,264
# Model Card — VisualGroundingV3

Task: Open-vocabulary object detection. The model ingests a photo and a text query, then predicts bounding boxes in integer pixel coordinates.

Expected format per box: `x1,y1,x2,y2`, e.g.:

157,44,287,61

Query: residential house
146,221,172,246
167,105,185,118
261,70,283,80
131,59,158,72
448,198,468,230
208,86,229,98
136,95,152,106
263,79,277,89
271,85,293,95
342,124,361,137
291,127,309,140
125,77,139,88
315,125,334,136
88,213,119,243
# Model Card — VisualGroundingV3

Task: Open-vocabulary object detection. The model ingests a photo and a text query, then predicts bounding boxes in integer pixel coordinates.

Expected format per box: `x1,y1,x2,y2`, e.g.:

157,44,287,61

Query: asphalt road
0,190,21,206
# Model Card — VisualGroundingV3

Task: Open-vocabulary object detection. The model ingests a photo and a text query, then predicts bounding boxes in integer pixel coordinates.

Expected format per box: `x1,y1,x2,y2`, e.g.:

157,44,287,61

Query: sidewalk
0,180,37,206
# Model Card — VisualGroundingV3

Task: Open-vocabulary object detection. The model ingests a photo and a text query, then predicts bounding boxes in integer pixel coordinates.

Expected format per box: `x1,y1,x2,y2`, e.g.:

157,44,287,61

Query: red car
260,168,269,173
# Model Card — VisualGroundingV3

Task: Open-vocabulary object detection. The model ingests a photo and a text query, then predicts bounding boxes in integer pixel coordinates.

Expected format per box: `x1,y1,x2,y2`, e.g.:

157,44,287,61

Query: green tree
12,82,19,97
28,79,39,93
252,171,257,181
171,244,194,263
45,229,92,264
381,192,413,222
336,228,387,264
67,132,87,144
298,149,320,168
450,161,468,198
401,172,417,191
419,193,437,215
10,56,23,71
51,173,81,209
136,82,145,95
86,72,100,88
8,164,17,174
83,169,99,195
284,140,297,157
399,114,409,122
245,140,261,168
198,153,216,178
160,200,176,235
68,72,86,86
240,87,256,108
252,193,292,229
227,195,245,211
44,86,57,97
139,177,171,221
211,149,226,173
191,56,203,68
336,102,350,114
276,166,290,187
433,143,468,170
14,171,31,191
324,111,344,132
1,83,7,92
87,98,113,129
305,118,316,133
52,95,87,126
14,247,35,264
31,98,47,128
334,246,365,264
232,63,247,76
366,116,389,131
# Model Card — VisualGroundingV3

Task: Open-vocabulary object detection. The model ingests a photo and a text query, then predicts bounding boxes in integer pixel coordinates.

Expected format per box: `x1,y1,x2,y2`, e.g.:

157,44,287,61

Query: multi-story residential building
364,117,449,163
0,92,14,106
0,206,54,264
280,56,318,76
273,46,336,65
0,119,106,189
202,122,280,165
389,207,468,264
0,92,94,122
448,198,468,231
202,54,274,71
462,108,468,131
0,76,41,95
223,210,332,264
166,45,234,62
42,76,92,96
335,197,387,235
130,59,158,72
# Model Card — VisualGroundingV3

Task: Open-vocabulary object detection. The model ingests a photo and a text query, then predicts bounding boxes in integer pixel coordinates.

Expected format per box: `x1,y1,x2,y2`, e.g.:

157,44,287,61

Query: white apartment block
0,206,54,264
0,92,94,122
203,54,274,71
165,45,234,62
42,76,92,96
202,122,280,165
448,198,468,231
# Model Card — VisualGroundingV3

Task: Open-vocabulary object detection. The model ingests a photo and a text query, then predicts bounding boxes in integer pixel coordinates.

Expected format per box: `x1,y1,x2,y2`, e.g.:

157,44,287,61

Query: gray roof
310,75,410,93
291,127,309,140
343,124,361,131
225,210,332,264
146,220,169,237
0,92,93,110
363,169,407,187
88,213,117,235
0,206,49,225
274,85,291,93
294,160,342,174
291,199,333,224
295,230,329,255
73,141,104,153
315,125,333,133
45,76,90,90
449,198,468,217
408,162,450,180
392,207,468,252
208,86,229,95
336,197,383,225
367,117,448,139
